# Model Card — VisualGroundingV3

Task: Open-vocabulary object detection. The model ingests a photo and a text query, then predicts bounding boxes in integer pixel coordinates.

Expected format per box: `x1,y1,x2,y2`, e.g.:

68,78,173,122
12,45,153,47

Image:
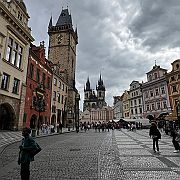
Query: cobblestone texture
0,129,180,179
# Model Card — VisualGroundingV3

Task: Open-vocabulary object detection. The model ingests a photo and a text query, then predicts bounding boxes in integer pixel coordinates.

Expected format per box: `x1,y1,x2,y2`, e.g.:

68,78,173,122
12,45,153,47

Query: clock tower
48,8,78,87
48,8,79,127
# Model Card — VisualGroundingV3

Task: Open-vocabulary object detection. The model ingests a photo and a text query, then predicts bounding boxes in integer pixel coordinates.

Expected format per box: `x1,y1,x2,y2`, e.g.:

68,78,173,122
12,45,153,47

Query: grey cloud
24,0,179,108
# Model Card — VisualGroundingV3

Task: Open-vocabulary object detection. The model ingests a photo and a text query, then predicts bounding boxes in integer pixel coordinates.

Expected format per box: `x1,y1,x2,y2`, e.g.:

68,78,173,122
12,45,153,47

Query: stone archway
30,114,37,129
0,103,16,130
51,114,56,125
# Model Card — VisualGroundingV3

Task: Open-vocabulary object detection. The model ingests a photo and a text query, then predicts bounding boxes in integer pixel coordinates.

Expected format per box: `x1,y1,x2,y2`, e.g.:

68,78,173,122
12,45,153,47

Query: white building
0,0,34,130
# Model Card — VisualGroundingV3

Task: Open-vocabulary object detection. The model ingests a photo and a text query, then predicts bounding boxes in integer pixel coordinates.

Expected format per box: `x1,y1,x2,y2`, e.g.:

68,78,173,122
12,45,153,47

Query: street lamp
176,100,180,128
33,86,46,136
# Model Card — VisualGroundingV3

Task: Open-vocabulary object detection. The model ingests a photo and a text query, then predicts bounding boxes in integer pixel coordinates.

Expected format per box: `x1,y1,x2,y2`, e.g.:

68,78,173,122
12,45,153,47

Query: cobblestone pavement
0,128,73,150
0,129,180,180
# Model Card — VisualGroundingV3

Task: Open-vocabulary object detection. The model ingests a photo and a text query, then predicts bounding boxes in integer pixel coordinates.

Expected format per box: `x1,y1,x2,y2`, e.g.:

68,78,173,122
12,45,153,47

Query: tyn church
83,75,107,111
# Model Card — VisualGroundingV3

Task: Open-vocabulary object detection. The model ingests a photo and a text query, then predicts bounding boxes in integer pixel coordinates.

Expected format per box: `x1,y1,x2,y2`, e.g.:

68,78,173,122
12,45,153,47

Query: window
152,103,155,110
149,75,152,81
11,42,18,65
66,86,68,93
12,78,20,94
6,37,13,62
161,87,165,94
171,76,175,82
147,104,149,111
157,102,160,110
154,73,157,79
139,108,142,113
138,99,141,104
135,108,137,114
6,37,23,68
99,92,101,97
150,91,153,97
134,99,137,105
145,92,148,98
1,73,10,90
136,91,138,95
131,109,133,114
131,101,133,106
61,95,64,104
57,93,60,103
47,77,50,89
176,64,179,69
18,11,23,21
54,78,57,86
163,101,167,109
16,46,23,68
62,84,64,91
172,86,177,93
59,81,61,88
29,64,34,79
178,74,180,79
132,92,133,97
36,69,40,82
155,88,159,96
53,91,56,101
52,105,56,113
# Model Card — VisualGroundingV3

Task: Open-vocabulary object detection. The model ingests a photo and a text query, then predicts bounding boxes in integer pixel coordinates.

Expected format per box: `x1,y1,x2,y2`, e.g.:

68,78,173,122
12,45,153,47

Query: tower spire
48,15,53,28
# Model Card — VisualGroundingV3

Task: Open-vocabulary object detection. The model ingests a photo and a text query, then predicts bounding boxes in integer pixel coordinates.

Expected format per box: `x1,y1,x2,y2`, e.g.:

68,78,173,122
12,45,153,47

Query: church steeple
85,77,91,91
97,74,105,91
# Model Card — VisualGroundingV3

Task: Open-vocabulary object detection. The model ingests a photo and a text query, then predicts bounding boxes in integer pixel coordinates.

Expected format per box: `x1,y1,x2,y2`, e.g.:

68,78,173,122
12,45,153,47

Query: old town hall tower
48,8,79,125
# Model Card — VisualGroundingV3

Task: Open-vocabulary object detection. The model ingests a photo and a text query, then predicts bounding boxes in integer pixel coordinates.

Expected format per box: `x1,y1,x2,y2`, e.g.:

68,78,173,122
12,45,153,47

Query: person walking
18,127,41,180
171,127,180,153
149,122,161,153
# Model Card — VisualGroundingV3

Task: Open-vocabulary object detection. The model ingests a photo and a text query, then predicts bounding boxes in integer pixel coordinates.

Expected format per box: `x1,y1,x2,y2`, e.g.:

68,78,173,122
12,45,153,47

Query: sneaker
157,151,160,153
154,150,156,153
173,150,179,153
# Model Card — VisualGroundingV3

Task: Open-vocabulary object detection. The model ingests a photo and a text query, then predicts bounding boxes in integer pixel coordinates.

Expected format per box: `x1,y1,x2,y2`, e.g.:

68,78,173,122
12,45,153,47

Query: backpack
30,142,42,157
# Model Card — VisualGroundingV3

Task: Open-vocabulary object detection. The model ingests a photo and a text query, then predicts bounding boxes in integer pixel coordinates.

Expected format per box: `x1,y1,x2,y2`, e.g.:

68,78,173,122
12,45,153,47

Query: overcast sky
24,0,180,110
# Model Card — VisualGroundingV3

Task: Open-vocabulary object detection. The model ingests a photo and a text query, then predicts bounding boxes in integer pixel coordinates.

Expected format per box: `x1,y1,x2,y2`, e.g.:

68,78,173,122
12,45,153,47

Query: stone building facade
0,0,33,130
129,81,143,119
122,90,130,118
165,59,180,121
113,96,123,120
48,8,79,127
90,106,114,123
142,64,171,120
50,63,69,127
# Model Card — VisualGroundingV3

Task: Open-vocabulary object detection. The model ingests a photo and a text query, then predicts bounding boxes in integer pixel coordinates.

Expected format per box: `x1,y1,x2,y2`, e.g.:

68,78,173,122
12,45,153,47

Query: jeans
153,138,159,151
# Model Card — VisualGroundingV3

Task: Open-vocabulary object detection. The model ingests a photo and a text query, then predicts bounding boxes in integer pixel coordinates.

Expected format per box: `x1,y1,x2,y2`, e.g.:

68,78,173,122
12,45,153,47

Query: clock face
57,34,63,44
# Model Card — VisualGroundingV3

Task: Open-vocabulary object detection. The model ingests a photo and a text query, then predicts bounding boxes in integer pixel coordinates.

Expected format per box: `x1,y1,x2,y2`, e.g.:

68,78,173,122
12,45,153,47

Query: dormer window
154,73,157,79
176,64,179,69
18,11,23,21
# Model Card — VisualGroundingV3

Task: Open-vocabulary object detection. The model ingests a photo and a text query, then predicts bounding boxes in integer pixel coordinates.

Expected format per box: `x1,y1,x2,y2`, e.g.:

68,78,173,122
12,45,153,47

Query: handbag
175,133,180,143
30,142,42,156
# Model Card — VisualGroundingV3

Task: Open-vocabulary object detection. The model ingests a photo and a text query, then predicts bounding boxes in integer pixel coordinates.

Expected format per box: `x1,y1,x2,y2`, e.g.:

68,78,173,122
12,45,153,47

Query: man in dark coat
18,127,37,180
149,122,161,153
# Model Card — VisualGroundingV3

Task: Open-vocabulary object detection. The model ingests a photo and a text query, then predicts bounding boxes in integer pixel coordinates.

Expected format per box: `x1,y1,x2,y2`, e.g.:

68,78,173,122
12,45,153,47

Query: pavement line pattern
115,129,180,180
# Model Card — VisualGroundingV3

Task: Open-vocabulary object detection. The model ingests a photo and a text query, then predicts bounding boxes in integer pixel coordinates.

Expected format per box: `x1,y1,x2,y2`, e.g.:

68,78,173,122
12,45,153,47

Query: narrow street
0,129,180,180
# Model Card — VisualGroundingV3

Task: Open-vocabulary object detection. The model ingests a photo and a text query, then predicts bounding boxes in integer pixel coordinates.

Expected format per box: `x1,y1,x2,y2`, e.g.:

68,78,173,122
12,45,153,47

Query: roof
56,9,72,27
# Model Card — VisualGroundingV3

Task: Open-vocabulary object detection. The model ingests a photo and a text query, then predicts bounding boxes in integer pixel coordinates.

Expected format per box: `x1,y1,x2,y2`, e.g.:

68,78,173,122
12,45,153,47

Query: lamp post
176,100,180,128
33,85,45,136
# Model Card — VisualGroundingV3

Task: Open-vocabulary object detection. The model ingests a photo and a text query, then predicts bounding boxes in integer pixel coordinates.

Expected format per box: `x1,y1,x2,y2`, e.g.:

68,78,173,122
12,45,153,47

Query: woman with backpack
149,122,161,153
18,127,41,180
